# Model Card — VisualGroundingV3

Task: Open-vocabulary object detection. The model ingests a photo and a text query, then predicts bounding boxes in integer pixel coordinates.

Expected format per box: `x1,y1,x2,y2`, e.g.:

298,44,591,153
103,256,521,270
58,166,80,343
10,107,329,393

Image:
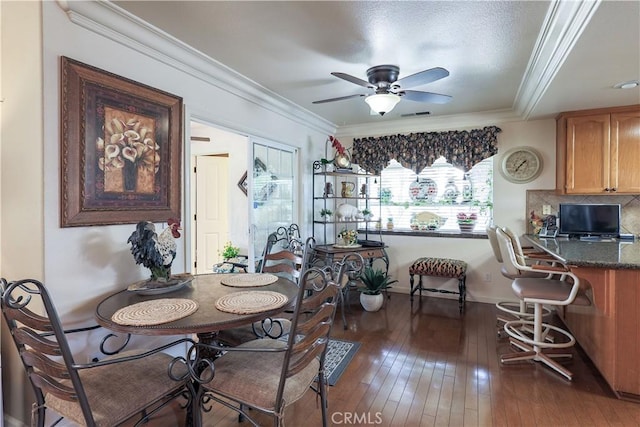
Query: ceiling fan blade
312,94,366,104
401,111,431,117
400,90,452,104
396,67,449,88
331,72,372,88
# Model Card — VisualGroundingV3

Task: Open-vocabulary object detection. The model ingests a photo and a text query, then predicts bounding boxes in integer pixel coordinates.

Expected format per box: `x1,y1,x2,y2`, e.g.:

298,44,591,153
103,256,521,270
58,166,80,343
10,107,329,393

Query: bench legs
410,274,466,313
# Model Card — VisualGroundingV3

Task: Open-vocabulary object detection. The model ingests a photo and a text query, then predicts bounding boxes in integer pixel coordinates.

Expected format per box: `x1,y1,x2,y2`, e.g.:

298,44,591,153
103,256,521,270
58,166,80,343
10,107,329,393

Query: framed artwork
238,171,248,196
60,57,183,227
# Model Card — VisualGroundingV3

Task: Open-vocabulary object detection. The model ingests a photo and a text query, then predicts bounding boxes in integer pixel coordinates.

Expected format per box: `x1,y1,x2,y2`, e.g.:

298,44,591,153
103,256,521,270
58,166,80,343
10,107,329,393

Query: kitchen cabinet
556,104,640,195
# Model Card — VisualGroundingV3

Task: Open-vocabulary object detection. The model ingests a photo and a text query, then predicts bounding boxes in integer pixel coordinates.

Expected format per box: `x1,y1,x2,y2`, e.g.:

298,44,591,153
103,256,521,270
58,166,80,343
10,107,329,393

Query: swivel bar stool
495,227,590,380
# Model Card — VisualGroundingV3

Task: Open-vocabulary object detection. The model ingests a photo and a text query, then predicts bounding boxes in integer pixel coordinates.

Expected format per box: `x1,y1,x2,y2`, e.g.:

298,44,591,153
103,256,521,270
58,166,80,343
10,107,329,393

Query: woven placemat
111,298,199,326
220,273,279,288
215,291,288,314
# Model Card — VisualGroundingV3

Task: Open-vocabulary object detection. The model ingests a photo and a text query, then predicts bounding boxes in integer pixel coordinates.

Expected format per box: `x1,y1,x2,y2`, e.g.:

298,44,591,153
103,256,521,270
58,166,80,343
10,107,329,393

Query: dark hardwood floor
147,293,640,426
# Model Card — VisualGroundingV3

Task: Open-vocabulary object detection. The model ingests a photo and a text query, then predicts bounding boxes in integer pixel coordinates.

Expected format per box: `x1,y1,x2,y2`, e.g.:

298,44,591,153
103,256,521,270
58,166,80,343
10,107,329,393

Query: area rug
324,338,360,386
280,335,360,386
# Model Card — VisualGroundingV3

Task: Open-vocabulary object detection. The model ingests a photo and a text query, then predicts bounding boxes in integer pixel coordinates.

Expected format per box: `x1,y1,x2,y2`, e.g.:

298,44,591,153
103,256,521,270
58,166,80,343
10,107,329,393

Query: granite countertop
524,235,640,270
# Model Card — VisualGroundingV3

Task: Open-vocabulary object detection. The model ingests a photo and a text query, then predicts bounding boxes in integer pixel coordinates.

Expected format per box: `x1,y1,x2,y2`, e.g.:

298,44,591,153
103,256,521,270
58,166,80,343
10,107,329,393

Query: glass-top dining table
95,272,298,426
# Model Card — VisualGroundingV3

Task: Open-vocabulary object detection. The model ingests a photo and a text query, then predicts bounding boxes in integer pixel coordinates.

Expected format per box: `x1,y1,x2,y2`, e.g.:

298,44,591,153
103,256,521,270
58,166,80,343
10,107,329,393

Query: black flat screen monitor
559,203,621,237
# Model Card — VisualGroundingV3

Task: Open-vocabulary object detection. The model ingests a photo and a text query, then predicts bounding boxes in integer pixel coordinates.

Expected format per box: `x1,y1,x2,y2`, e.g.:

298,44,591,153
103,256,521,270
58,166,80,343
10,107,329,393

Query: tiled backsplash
526,190,640,237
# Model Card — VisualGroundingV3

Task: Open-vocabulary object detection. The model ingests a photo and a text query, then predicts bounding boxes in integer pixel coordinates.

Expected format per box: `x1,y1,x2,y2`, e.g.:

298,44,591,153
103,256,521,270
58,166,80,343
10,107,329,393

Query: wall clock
500,147,543,183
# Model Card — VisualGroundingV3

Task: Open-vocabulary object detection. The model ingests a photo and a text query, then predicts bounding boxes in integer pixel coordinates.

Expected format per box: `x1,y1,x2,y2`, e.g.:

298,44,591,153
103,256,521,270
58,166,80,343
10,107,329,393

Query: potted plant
386,217,394,230
456,212,477,232
320,208,333,221
221,241,240,261
362,208,372,220
358,267,398,312
337,228,358,246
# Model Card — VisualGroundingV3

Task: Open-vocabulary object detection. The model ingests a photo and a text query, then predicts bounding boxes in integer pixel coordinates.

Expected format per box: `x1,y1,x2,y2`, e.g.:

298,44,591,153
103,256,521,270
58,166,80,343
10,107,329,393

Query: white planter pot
360,293,384,312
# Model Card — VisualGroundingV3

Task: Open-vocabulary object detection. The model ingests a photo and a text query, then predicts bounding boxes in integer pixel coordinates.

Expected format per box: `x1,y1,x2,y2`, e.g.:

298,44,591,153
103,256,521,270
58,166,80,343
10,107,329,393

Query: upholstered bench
409,257,468,313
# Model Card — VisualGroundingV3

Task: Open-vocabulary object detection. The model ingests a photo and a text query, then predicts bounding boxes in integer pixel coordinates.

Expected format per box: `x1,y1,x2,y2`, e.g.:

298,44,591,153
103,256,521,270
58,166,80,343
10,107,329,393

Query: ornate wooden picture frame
61,57,183,227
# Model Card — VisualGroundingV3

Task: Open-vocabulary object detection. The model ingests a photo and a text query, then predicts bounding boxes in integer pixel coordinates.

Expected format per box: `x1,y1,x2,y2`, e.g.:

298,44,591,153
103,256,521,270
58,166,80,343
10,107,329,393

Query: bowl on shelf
411,211,447,231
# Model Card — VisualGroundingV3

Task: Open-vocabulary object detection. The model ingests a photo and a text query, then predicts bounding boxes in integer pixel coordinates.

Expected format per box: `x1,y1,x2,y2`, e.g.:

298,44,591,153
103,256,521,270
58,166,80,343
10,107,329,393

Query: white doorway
189,122,299,274
189,121,248,274
193,155,229,274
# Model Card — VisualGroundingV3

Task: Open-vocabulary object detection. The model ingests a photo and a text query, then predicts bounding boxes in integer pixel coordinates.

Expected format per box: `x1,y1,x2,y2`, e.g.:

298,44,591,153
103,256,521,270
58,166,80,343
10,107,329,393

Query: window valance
351,126,501,175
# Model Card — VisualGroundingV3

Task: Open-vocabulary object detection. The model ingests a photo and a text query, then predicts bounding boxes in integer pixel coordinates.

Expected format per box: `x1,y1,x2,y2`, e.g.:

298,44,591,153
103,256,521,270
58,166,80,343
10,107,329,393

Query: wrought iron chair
495,228,590,380
189,266,340,426
321,252,365,329
215,235,316,347
1,278,191,427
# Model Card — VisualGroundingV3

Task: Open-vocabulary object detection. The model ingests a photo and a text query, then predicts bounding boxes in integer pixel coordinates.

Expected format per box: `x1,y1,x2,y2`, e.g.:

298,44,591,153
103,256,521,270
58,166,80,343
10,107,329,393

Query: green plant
221,241,240,260
362,208,371,216
358,267,398,295
320,208,333,217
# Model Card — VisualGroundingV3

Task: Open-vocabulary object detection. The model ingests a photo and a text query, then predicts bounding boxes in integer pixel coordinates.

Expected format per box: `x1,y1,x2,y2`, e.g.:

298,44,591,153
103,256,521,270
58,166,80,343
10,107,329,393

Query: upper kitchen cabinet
556,105,640,195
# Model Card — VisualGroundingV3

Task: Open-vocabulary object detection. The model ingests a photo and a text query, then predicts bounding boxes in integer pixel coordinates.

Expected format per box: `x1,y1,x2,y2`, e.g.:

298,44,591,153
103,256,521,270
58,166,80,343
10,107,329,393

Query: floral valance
351,126,501,175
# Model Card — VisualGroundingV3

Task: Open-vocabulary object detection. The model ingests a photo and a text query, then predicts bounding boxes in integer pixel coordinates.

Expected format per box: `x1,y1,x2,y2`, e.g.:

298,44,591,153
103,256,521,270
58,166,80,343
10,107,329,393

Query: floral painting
98,108,159,194
61,57,182,227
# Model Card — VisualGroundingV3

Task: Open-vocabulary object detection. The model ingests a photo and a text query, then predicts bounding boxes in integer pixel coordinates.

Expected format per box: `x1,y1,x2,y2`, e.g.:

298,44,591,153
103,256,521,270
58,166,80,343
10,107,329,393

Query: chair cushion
409,257,467,279
500,265,549,280
45,351,187,427
512,278,591,306
201,338,319,411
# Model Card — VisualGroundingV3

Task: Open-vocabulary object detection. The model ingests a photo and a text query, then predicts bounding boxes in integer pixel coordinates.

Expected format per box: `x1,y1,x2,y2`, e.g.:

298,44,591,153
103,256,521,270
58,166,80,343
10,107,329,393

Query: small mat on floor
280,335,360,386
324,338,360,385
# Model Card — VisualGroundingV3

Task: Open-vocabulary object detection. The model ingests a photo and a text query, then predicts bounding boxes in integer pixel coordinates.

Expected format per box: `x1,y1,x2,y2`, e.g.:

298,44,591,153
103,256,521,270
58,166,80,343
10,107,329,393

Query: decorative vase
443,178,459,202
458,221,476,232
360,293,384,312
123,160,138,191
341,181,355,197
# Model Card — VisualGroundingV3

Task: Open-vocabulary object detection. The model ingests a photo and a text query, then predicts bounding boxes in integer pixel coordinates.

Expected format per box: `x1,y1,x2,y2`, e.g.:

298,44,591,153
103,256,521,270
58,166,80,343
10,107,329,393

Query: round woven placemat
111,298,199,326
220,273,279,288
215,291,288,314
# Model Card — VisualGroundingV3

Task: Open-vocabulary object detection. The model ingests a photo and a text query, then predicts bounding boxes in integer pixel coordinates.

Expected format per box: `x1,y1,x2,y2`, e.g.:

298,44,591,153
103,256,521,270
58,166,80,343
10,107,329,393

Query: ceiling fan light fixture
365,93,401,116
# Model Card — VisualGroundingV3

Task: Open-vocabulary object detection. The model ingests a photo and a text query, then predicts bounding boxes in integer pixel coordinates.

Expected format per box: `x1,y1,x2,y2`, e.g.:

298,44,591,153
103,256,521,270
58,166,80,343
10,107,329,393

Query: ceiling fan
313,65,452,116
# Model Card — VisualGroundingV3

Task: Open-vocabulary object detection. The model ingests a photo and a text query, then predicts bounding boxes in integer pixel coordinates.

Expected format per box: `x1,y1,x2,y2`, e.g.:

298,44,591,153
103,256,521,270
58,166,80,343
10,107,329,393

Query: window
367,157,493,232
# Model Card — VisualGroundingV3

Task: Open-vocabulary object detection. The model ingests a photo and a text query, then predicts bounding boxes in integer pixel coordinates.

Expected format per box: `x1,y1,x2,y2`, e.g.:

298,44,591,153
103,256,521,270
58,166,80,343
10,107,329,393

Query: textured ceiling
114,1,639,127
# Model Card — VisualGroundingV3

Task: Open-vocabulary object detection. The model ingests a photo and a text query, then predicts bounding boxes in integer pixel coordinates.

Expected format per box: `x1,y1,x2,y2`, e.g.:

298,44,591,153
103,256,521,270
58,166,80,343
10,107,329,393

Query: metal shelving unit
312,161,382,246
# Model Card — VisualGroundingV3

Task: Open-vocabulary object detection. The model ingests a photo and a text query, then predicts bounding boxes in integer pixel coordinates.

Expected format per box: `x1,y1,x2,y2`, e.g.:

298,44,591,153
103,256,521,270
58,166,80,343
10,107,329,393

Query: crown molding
55,0,335,136
513,0,601,119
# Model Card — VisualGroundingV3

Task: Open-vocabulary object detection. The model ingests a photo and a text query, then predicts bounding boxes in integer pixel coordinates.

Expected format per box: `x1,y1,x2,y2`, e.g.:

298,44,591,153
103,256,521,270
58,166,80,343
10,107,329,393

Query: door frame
247,137,299,271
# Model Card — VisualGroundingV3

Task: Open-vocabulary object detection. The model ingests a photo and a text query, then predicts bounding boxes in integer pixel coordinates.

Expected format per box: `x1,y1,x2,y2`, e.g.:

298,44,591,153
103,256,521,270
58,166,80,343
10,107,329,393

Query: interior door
248,140,298,271
194,155,229,274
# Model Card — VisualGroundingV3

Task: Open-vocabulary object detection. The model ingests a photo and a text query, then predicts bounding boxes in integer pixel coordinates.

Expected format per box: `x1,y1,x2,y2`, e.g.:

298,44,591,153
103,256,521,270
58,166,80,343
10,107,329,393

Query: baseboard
386,287,511,305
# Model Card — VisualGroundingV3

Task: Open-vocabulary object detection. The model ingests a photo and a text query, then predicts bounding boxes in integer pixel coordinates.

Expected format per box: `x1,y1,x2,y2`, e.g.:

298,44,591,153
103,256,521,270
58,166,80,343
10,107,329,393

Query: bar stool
486,225,552,334
495,228,590,380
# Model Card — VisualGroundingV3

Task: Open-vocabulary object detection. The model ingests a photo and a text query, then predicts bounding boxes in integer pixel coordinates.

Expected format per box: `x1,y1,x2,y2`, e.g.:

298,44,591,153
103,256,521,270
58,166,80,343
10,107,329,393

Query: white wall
2,1,559,424
1,1,45,424
337,118,557,304
2,2,331,424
